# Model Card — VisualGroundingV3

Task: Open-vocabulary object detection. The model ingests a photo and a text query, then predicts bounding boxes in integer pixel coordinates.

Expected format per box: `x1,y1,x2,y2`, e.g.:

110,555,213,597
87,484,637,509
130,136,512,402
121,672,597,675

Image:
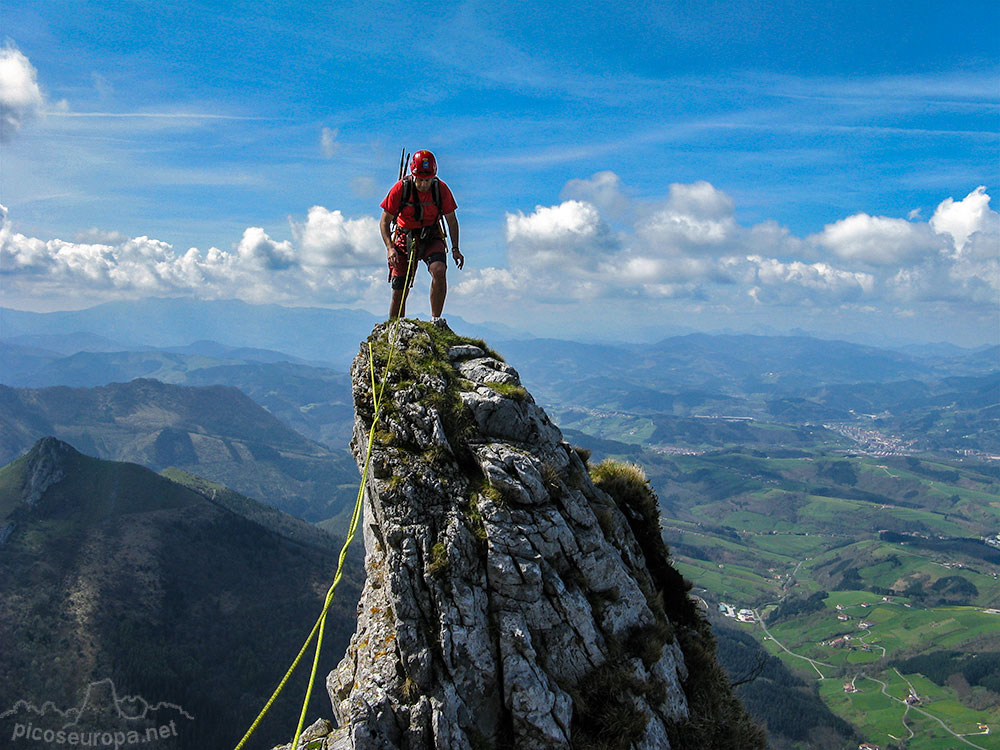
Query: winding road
859,674,986,750
757,607,986,748
753,609,833,679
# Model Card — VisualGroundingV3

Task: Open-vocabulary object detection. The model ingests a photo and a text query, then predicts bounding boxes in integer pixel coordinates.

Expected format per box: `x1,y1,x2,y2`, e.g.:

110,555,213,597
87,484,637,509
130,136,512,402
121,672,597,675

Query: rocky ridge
301,320,762,749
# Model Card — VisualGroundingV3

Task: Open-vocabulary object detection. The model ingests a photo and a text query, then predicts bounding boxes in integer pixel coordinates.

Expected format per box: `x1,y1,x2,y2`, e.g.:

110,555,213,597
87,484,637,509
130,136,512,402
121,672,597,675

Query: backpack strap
431,178,447,240
396,176,443,226
400,177,418,223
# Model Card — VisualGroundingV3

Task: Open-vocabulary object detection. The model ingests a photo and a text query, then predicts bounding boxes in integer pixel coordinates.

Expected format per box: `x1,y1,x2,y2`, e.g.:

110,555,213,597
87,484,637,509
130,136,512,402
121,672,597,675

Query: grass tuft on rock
365,321,491,474
484,381,529,402
427,541,449,577
570,660,650,750
590,459,698,629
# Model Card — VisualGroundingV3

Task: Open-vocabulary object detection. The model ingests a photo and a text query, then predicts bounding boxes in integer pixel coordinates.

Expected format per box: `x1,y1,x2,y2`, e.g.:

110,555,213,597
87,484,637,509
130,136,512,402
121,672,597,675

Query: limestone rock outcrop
20,436,70,505
315,321,763,750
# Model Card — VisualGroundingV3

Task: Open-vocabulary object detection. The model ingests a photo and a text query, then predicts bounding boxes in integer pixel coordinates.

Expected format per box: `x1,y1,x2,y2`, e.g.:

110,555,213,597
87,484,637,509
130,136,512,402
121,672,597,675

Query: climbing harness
233,184,421,750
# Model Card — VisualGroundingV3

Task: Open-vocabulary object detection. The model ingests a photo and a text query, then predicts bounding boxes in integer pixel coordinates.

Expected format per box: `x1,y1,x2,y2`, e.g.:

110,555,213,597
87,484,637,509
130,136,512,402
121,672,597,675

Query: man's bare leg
428,261,447,318
390,286,409,319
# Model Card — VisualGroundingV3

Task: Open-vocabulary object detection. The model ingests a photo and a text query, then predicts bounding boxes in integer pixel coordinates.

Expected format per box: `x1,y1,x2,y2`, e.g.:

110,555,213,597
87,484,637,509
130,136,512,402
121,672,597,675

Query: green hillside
0,438,364,750
570,428,1000,749
1,342,357,449
0,379,358,522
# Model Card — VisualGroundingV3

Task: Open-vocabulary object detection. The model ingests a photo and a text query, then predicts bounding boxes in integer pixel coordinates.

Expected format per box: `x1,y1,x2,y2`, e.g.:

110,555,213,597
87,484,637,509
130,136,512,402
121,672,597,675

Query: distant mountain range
1,341,356,448
0,437,364,750
0,379,358,522
6,297,993,372
4,302,997,460
0,298,380,369
496,335,998,454
500,333,997,402
0,298,524,369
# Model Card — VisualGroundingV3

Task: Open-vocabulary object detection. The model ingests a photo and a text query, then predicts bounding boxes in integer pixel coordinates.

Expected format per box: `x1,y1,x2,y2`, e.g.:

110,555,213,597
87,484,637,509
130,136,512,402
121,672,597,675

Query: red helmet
409,150,437,177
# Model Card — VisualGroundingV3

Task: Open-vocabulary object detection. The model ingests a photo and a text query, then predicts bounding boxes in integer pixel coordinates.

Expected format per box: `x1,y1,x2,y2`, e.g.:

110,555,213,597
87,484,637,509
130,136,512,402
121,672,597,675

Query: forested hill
0,437,363,750
0,379,358,521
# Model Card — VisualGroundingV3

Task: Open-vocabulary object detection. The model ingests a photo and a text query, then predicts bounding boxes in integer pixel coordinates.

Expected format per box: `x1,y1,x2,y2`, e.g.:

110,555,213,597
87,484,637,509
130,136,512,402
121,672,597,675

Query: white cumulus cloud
0,44,45,141
472,175,997,326
560,171,629,219
635,181,738,256
236,227,296,270
5,173,996,336
886,253,1000,306
930,186,999,259
746,256,875,305
505,200,616,272
664,180,735,220
810,213,943,267
454,267,520,298
610,253,729,287
292,206,382,267
72,227,130,245
0,204,387,307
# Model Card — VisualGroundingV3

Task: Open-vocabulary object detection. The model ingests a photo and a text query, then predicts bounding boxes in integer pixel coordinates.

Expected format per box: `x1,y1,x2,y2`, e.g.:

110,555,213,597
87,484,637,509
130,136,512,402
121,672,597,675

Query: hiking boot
431,316,448,329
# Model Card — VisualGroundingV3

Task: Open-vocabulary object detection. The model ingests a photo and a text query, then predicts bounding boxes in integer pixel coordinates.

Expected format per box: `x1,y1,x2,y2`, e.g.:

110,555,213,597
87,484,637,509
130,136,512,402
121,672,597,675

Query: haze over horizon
1,1,997,348
0,296,994,353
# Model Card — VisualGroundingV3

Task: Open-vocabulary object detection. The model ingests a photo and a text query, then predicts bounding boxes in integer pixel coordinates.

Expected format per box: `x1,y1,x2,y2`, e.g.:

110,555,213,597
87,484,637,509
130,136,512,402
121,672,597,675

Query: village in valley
717,602,756,623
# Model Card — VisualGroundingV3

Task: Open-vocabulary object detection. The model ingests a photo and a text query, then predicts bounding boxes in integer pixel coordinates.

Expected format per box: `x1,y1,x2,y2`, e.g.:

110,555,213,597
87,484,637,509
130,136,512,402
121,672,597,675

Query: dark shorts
389,231,446,289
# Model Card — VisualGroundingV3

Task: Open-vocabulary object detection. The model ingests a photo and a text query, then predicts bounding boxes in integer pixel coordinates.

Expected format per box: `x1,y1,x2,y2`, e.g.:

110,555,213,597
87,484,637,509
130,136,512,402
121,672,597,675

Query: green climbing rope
233,239,419,750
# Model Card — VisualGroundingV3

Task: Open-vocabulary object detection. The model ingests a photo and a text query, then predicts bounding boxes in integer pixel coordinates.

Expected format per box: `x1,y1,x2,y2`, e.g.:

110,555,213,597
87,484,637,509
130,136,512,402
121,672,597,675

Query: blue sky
1,0,998,347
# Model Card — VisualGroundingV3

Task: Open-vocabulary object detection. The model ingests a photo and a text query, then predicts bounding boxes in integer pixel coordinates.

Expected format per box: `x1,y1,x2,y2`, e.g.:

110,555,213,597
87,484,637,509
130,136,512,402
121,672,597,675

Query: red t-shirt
381,178,458,230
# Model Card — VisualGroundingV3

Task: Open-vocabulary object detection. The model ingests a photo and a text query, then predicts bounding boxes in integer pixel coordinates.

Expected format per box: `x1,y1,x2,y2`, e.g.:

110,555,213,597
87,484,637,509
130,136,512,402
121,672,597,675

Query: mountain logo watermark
1,678,194,748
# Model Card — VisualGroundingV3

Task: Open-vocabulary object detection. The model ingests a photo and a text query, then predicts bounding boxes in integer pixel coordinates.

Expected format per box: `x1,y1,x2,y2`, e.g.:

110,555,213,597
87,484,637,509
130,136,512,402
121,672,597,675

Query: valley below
2,303,997,749
571,423,1000,749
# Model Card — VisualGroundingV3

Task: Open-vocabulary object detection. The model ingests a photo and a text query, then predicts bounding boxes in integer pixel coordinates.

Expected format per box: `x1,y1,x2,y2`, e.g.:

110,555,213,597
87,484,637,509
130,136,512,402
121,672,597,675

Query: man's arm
444,212,463,269
380,211,398,264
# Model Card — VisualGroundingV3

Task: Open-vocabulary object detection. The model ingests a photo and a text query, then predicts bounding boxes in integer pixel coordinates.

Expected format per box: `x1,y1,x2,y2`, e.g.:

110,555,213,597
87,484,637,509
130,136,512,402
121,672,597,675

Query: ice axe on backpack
390,148,409,240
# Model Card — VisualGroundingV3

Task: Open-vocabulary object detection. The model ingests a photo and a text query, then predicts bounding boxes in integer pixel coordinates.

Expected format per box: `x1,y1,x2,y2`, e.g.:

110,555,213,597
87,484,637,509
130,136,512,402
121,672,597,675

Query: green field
647,445,1000,750
748,531,825,558
768,601,1000,749
673,558,779,603
821,674,1000,750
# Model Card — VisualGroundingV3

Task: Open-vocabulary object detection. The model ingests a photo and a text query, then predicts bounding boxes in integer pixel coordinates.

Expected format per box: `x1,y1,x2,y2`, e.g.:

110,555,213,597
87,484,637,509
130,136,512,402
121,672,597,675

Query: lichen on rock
319,320,763,750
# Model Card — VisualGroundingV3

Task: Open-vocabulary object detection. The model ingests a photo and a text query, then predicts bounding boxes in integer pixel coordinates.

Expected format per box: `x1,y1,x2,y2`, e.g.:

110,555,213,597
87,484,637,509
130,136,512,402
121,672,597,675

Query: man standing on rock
380,150,464,323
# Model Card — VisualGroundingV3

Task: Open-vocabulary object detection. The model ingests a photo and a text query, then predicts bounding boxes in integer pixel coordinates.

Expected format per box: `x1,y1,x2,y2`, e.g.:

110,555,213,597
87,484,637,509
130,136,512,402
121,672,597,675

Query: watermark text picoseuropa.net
1,678,194,747
12,720,179,748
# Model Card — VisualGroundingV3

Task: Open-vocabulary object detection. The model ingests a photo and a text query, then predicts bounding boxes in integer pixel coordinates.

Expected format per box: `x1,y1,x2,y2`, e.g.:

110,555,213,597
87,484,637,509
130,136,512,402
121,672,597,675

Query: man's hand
452,248,465,270
387,246,399,265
